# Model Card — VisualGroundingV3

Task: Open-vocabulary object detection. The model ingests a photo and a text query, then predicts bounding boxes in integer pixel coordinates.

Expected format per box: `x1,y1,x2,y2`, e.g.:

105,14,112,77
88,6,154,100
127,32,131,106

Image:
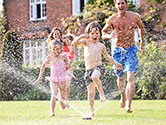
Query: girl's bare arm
34,55,50,83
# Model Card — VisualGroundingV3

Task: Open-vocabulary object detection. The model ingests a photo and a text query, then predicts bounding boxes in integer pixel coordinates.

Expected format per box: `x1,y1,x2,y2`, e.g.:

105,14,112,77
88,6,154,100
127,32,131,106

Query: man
102,0,145,113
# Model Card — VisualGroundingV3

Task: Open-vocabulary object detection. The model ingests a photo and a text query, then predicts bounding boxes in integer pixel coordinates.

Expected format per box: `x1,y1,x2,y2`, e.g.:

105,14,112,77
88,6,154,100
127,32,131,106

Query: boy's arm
71,34,87,47
34,56,50,84
101,44,123,69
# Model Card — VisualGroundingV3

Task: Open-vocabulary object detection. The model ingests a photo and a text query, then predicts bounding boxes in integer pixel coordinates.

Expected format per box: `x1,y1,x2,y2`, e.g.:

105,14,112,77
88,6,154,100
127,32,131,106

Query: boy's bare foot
100,95,106,102
60,103,66,110
64,100,70,108
125,108,132,113
49,113,55,117
90,112,94,117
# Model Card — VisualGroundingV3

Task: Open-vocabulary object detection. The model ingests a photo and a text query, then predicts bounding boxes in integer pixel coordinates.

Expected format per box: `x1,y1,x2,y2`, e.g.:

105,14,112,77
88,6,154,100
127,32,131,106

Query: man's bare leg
91,70,106,102
117,74,126,108
126,71,135,113
87,82,95,117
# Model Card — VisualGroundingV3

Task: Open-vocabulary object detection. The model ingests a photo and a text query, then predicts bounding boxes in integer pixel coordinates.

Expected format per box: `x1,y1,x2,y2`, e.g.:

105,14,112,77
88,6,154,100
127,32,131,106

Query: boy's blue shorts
112,44,138,77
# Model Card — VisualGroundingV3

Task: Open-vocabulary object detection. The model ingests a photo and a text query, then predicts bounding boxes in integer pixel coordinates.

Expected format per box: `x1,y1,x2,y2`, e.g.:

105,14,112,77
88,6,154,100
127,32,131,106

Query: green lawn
0,100,166,125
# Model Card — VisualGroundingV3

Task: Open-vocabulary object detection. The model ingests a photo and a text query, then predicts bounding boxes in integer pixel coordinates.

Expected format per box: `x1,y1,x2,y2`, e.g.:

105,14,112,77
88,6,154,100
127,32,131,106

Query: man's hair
114,0,127,4
85,22,102,36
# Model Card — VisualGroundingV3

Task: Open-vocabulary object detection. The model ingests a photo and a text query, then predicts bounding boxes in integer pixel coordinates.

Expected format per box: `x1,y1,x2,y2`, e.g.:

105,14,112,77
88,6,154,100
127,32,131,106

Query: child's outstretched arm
34,56,50,84
102,44,123,70
71,34,88,47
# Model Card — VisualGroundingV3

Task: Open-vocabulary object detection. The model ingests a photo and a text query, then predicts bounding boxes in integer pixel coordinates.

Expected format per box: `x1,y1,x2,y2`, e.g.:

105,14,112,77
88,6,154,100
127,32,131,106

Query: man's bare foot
125,108,132,113
100,95,106,102
120,98,125,108
49,113,55,117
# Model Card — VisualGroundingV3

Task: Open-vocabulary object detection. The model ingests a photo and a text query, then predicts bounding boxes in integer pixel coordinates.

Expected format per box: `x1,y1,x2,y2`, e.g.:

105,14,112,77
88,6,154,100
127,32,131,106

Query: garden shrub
135,42,166,99
15,60,118,101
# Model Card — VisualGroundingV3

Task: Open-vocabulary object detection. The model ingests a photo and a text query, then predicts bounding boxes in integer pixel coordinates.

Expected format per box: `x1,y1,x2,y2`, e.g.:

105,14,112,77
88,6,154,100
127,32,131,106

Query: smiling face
49,40,62,56
115,0,127,14
63,37,72,46
89,27,100,42
53,30,61,39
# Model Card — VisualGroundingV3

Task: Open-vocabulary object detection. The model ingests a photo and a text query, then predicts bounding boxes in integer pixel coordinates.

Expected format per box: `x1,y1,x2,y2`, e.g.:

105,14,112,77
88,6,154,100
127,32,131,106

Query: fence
23,38,82,66
23,38,49,66
23,29,140,66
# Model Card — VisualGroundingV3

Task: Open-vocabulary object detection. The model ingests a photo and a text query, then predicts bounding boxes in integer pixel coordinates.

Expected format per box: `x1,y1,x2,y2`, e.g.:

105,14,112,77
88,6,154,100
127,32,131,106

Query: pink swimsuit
46,55,70,84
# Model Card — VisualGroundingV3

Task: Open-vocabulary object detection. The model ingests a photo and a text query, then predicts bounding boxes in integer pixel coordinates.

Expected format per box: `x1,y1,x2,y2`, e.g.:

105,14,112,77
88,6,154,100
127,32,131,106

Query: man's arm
136,14,145,55
102,16,113,40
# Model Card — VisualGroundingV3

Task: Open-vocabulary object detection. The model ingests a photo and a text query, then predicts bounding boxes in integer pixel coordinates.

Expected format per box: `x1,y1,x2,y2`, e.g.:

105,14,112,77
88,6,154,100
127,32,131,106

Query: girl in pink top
34,40,71,117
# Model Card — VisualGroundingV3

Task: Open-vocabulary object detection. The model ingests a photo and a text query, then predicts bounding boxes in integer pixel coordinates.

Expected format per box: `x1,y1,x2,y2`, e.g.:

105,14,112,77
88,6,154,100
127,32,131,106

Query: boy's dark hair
85,22,102,36
114,0,127,4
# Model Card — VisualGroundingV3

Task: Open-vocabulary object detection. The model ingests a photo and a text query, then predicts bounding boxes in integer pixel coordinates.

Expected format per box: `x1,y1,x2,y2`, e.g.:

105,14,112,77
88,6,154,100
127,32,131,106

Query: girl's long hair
46,27,63,45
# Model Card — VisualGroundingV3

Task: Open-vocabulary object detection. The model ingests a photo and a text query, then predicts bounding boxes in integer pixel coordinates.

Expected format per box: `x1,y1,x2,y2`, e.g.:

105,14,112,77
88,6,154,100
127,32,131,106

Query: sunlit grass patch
0,100,166,125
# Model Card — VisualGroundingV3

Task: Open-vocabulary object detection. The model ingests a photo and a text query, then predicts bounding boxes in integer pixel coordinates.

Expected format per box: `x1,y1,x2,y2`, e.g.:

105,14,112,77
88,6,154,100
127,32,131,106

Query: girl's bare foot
125,108,132,113
100,95,106,102
49,113,55,117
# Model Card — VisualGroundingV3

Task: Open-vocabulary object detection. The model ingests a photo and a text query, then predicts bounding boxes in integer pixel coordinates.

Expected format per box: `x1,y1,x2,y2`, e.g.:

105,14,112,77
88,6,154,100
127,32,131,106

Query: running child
63,34,77,105
71,22,123,117
34,40,71,117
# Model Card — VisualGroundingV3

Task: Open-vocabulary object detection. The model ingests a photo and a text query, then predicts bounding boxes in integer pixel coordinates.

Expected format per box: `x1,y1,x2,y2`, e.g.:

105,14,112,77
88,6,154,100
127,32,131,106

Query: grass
0,100,166,125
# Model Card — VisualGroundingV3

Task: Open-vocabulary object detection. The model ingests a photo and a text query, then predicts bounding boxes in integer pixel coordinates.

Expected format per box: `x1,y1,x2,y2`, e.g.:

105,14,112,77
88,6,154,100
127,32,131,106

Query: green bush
135,42,166,99
14,88,51,101
14,60,118,101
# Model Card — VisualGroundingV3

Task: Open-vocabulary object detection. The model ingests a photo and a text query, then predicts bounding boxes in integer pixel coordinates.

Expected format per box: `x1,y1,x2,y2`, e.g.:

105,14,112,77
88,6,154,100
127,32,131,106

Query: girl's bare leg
50,82,58,116
66,79,71,100
59,81,67,110
91,70,106,102
87,82,95,117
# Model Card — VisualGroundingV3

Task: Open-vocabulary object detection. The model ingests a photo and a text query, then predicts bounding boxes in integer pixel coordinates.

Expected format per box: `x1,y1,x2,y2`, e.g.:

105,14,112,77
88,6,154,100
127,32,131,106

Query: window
72,0,88,15
128,0,140,7
30,0,46,21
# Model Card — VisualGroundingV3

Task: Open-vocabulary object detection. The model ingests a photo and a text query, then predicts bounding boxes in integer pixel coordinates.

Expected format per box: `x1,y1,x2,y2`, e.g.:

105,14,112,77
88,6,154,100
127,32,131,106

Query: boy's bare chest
84,43,102,56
